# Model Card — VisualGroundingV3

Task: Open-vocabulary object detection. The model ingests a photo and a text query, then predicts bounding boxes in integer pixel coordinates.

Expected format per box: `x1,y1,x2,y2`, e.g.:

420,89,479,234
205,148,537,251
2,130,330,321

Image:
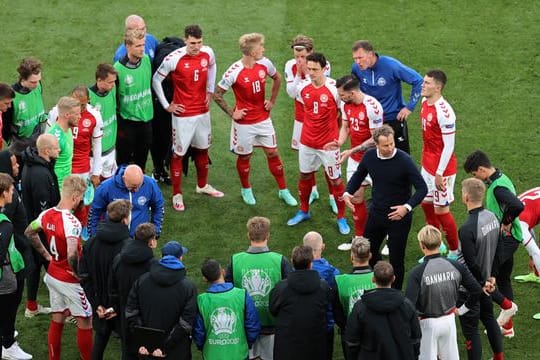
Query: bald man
88,164,164,237
113,14,159,62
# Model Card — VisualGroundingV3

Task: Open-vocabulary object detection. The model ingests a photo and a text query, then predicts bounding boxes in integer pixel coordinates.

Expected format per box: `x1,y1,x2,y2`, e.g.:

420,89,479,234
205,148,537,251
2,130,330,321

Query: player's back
519,187,540,227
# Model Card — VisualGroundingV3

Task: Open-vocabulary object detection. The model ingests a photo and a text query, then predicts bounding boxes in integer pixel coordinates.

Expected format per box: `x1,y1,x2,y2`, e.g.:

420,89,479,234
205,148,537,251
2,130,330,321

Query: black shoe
153,170,172,185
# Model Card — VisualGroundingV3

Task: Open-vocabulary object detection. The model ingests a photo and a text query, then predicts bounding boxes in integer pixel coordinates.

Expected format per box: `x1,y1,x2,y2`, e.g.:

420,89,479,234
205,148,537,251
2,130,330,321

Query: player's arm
265,71,282,111
150,180,165,237
493,186,525,232
152,59,173,110
206,49,217,104
434,103,456,190
395,61,423,112
67,235,80,276
213,86,233,116
25,218,52,262
90,109,104,187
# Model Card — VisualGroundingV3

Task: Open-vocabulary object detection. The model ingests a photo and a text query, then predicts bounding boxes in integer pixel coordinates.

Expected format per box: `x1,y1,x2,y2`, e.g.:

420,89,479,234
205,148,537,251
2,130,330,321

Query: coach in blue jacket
88,164,164,238
344,125,427,290
351,40,422,154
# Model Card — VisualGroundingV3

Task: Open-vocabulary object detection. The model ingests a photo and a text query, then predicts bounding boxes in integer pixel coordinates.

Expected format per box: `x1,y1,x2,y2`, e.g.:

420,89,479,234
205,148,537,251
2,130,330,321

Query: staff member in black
343,125,427,289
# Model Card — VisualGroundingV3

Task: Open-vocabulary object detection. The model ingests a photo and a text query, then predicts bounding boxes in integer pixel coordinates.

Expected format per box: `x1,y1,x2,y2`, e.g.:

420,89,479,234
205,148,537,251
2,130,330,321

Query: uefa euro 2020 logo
242,269,271,297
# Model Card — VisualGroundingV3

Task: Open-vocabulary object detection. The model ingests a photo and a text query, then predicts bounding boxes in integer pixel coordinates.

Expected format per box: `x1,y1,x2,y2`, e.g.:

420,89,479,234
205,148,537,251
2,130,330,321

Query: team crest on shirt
137,196,147,206
125,74,134,86
200,58,208,67
376,77,386,86
210,307,237,336
18,101,26,111
320,94,328,103
427,113,433,122
258,70,266,79
82,119,91,128
176,144,183,154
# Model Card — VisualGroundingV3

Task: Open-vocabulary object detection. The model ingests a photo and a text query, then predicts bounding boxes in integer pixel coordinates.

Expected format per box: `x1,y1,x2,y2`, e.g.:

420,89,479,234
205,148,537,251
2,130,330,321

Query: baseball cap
161,241,188,258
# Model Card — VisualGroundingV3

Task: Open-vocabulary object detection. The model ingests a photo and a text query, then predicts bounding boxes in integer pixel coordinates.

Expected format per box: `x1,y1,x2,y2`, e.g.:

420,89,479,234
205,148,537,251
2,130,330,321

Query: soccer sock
236,156,251,188
324,172,334,195
77,327,93,360
501,297,513,310
332,181,346,218
493,353,504,360
299,176,314,212
48,320,64,360
193,149,209,188
437,212,459,251
353,201,368,236
502,318,513,330
421,202,439,227
170,154,183,195
26,300,37,311
267,155,287,190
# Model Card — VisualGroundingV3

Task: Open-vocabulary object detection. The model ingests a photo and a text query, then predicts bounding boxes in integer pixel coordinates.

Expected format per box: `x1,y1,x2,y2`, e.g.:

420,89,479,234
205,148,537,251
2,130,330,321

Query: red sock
193,149,209,188
299,176,314,212
324,172,333,194
332,181,346,218
502,318,513,330
77,327,93,360
236,156,251,188
267,155,287,190
48,321,64,360
437,212,459,251
170,154,183,195
421,202,439,227
26,300,37,311
501,297,512,310
493,352,504,360
353,202,368,236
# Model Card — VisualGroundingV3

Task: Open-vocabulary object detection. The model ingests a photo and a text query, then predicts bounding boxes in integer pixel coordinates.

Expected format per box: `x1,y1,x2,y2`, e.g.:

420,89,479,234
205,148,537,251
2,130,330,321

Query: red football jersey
34,207,82,283
340,95,384,162
155,46,216,117
519,187,540,229
421,97,457,176
72,106,103,174
218,57,276,124
298,78,340,149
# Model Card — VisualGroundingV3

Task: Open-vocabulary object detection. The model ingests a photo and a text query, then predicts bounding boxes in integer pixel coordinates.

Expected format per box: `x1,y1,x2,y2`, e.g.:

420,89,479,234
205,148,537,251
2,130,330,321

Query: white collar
376,148,397,160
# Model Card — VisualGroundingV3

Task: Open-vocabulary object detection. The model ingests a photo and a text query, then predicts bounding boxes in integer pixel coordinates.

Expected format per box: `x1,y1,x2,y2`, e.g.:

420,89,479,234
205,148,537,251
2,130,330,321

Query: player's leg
132,122,152,173
292,119,319,203
420,168,440,228
521,221,540,275
388,120,410,154
323,171,337,214
437,314,459,360
65,282,93,360
44,274,70,360
348,158,369,237
321,148,349,234
418,319,437,360
457,295,482,360
25,247,51,317
230,122,257,204
363,212,387,261
170,115,195,211
433,174,459,254
150,99,172,183
479,294,504,358
386,213,412,290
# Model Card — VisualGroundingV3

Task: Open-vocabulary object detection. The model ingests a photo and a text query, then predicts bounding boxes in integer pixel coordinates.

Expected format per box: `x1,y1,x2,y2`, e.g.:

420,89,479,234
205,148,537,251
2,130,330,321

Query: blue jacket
312,258,340,330
88,165,164,237
113,33,159,62
351,54,422,121
193,282,261,350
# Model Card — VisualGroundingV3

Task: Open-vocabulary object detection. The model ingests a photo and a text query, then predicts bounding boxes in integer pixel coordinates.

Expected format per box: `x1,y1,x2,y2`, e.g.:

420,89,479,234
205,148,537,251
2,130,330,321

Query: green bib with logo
114,55,153,122
232,251,282,326
335,272,376,316
0,213,25,280
197,287,248,360
89,86,117,152
485,174,522,242
12,82,46,138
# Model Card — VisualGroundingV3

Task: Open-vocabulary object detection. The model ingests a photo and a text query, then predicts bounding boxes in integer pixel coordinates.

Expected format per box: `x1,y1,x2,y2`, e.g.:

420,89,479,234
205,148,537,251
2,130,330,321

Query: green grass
1,0,539,358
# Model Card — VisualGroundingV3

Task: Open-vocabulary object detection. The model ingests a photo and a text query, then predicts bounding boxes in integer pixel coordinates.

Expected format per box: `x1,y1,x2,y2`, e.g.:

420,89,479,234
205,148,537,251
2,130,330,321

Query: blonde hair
351,236,371,260
239,33,264,55
57,96,80,117
61,175,87,198
462,178,486,203
247,216,270,243
417,225,442,250
124,29,145,46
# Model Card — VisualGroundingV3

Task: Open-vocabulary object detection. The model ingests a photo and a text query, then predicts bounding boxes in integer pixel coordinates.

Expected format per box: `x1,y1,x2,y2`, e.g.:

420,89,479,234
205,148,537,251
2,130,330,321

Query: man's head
201,259,224,283
161,240,188,260
95,63,117,93
0,173,14,205
461,177,486,206
306,52,327,84
134,222,157,248
292,245,313,270
247,216,270,244
2,151,19,179
421,69,447,99
17,57,42,90
373,261,395,288
124,29,146,60
417,225,442,254
291,34,314,67
106,199,132,224
61,175,87,210
351,236,371,265
122,165,144,192
36,133,60,161
57,96,81,128
125,14,146,32
184,24,204,56
463,150,494,181
239,33,265,60
0,83,15,112
70,85,89,113
373,125,395,157
352,40,377,70
336,75,362,104
303,231,325,260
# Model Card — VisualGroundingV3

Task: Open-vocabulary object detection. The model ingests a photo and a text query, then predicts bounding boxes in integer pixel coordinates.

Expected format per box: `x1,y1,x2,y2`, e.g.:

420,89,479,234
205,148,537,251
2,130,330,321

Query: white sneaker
196,184,224,198
24,304,51,318
172,194,185,212
2,341,33,359
381,244,390,256
497,302,518,326
338,242,352,251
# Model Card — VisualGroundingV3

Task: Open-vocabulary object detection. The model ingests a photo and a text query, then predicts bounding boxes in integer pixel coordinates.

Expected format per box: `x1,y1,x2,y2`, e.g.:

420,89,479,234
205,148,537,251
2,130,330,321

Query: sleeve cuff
404,204,412,212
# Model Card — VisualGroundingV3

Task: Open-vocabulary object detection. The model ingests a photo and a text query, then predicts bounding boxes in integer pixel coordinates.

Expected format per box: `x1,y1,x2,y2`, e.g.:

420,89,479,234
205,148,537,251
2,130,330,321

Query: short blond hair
351,236,371,260
239,33,264,55
57,96,80,117
124,29,145,46
247,216,270,243
417,225,442,250
61,175,87,198
462,178,486,203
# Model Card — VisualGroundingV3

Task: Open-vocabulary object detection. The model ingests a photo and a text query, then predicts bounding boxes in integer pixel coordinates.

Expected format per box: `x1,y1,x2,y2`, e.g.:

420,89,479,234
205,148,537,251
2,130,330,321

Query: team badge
82,119,92,128
200,58,208,67
242,269,271,297
427,113,433,122
210,307,237,336
176,145,183,154
359,112,365,121
376,77,386,86
18,101,26,111
258,70,266,79
320,94,328,103
125,74,134,86
137,196,147,206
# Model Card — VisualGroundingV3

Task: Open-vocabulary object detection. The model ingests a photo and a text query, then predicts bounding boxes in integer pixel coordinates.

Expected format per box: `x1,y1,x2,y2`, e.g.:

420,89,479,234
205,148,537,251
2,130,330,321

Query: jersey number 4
49,235,60,261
